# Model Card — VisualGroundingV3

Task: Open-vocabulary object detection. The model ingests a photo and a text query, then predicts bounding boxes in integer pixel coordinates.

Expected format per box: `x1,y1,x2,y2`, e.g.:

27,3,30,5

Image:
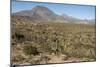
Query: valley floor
11,20,96,65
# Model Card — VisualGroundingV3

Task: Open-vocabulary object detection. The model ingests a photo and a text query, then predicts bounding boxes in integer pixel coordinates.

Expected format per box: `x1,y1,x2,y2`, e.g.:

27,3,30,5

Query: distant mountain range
12,5,95,25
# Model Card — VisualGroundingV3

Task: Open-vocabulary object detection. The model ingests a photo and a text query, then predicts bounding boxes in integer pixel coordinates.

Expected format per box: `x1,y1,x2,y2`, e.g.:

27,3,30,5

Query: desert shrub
63,55,69,61
39,56,51,64
12,55,25,62
12,42,16,45
84,48,96,59
15,32,25,43
23,45,40,56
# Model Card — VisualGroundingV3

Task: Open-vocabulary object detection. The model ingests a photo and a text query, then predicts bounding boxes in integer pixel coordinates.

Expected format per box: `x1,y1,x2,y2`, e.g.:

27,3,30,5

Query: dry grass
11,16,96,65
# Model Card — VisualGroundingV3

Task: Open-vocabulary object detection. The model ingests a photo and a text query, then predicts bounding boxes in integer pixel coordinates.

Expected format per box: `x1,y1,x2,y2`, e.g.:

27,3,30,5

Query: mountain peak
32,5,51,11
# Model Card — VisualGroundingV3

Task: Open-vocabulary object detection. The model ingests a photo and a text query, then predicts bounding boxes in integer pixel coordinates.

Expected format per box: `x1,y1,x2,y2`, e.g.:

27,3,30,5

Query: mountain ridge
12,5,95,25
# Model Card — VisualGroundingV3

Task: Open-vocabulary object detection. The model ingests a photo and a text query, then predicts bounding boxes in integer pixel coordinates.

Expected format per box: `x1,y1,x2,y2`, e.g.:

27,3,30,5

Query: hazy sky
12,1,95,20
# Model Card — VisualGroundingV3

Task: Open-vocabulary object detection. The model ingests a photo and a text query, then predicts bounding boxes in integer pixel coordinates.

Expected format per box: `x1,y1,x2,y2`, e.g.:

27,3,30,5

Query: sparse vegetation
11,16,96,65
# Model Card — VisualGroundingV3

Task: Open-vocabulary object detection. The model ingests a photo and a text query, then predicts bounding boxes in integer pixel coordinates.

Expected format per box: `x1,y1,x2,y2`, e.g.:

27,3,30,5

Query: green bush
23,45,40,56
